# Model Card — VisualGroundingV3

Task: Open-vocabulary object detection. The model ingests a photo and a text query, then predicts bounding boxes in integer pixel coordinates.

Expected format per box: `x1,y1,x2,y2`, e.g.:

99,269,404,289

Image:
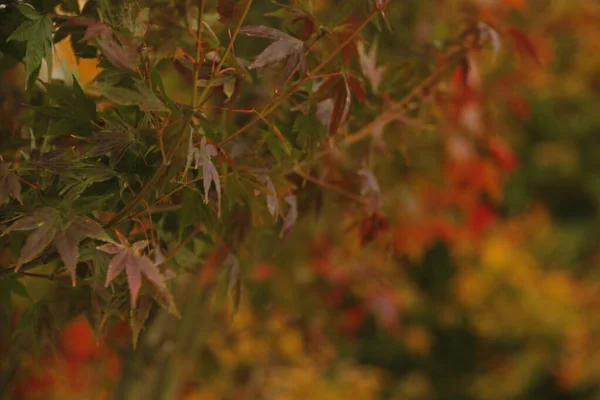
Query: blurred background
4,0,600,399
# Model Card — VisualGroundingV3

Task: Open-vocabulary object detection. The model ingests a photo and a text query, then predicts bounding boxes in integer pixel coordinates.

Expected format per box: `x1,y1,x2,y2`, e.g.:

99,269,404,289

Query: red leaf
505,27,542,66
467,203,497,235
333,24,360,66
216,0,235,25
341,305,366,336
250,263,275,281
347,75,366,103
329,77,351,135
488,137,518,172
59,316,100,361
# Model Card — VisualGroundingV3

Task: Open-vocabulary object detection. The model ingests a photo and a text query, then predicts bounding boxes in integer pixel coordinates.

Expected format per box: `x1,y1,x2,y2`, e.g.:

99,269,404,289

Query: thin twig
294,167,366,205
218,9,380,146
191,0,205,108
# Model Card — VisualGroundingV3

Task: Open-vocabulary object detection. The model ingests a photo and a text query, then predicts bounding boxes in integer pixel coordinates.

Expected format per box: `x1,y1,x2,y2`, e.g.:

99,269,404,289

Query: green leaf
8,15,53,83
0,276,30,307
9,278,29,298
73,77,97,119
130,295,153,349
150,284,181,318
14,3,42,20
178,187,214,241
71,194,115,214
96,84,168,112
133,79,169,112
293,114,325,152
7,20,38,41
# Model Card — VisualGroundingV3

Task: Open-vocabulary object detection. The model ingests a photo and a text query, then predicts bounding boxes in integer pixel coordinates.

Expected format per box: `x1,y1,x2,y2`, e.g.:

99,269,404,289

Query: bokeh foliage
2,0,600,399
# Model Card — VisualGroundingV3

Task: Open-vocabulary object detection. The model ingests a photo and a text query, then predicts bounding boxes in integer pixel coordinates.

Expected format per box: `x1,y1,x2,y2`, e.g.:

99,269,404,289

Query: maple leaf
130,294,153,349
240,25,306,79
97,232,166,308
189,136,222,217
68,17,139,70
76,126,134,165
217,0,252,28
0,162,22,205
4,208,110,285
358,168,381,214
477,22,501,63
7,10,53,84
505,26,542,66
311,76,352,135
357,39,386,94
255,174,279,220
280,195,298,237
224,254,242,315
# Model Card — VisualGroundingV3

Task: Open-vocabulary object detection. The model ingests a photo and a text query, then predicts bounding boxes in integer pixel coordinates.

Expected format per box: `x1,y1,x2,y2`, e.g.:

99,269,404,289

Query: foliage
2,0,600,399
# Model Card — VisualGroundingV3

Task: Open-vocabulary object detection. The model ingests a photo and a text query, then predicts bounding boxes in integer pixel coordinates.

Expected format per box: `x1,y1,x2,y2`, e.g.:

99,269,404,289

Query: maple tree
2,0,599,398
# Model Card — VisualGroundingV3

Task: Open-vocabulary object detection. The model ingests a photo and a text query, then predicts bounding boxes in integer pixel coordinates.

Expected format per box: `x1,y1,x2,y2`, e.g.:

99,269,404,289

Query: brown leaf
17,220,57,268
218,0,252,28
0,163,22,205
70,215,111,242
68,17,139,70
104,251,128,286
97,243,122,254
241,25,305,79
310,76,347,105
53,230,80,286
248,40,302,70
131,255,166,293
4,211,48,234
240,25,297,41
8,209,111,283
77,129,134,164
217,0,235,25
95,34,139,71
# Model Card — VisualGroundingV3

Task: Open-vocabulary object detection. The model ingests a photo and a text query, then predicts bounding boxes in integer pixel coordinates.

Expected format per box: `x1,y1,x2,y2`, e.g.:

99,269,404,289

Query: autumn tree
5,0,597,399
